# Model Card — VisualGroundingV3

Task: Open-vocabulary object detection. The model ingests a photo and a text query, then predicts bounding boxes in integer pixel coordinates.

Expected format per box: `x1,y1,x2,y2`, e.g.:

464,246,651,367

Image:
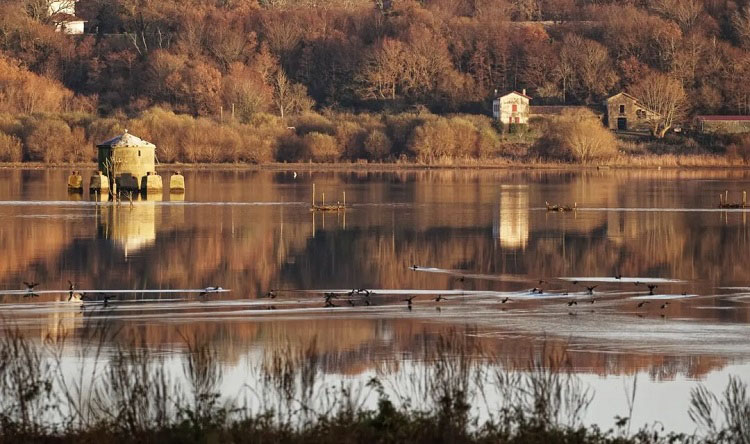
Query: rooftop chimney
522,89,526,96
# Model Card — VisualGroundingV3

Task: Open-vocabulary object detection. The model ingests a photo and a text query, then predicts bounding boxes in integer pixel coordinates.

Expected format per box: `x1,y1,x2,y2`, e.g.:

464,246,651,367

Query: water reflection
97,197,159,257
0,167,748,384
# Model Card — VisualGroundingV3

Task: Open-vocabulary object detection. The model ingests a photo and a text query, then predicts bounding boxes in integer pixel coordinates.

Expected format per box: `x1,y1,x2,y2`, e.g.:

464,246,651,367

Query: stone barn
493,90,531,126
97,131,157,192
606,92,660,132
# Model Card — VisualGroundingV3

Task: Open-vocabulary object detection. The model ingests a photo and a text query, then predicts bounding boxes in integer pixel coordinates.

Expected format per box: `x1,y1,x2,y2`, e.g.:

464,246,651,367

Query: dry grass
0,321,741,442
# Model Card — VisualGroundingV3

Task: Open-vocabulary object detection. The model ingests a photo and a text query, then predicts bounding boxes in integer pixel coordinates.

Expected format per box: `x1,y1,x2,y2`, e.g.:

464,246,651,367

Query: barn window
512,104,518,112
619,105,625,114
138,150,141,156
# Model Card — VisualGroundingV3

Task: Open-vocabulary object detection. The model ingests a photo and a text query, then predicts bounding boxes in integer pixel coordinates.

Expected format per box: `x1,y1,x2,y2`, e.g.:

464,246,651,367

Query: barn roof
97,131,155,149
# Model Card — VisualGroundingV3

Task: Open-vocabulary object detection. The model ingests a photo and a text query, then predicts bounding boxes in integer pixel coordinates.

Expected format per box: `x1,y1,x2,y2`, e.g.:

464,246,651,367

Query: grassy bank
0,323,746,443
1,108,748,169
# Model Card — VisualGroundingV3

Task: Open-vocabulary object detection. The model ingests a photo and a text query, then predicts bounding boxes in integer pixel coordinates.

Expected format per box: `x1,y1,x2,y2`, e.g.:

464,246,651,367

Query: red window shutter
512,104,518,112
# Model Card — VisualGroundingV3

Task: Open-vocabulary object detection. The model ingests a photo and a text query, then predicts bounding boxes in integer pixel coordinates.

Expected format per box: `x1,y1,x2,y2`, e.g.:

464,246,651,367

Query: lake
0,167,749,434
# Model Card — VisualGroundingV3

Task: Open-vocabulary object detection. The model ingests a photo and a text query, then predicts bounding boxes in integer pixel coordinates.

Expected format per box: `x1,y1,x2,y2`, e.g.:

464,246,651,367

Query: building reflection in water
494,186,529,250
96,194,160,257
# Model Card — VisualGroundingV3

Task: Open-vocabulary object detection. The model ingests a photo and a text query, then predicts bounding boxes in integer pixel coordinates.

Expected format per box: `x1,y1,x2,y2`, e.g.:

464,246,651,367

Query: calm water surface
1,167,749,433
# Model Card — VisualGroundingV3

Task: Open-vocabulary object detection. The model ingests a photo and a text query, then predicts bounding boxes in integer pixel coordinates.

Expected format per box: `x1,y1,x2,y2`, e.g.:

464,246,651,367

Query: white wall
498,93,529,125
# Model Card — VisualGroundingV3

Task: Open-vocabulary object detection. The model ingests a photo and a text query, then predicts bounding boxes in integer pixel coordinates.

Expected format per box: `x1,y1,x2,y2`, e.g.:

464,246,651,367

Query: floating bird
24,292,39,298
23,281,39,291
323,293,337,307
585,285,598,295
410,265,419,270
293,172,297,179
264,290,277,299
660,302,670,310
434,295,446,302
567,300,578,307
68,280,76,291
357,289,371,296
501,297,511,304
546,201,577,212
102,294,117,307
200,286,223,297
615,274,622,280
648,285,658,295
455,276,465,283
637,301,650,308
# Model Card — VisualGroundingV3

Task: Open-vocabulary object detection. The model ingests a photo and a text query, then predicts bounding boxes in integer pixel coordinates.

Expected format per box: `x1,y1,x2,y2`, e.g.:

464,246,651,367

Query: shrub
304,132,340,162
23,117,72,163
536,109,617,162
363,129,392,160
0,131,22,162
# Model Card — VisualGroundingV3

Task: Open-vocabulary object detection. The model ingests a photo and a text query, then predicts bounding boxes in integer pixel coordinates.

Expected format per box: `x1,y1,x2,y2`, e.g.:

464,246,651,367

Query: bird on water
403,296,416,310
648,285,658,295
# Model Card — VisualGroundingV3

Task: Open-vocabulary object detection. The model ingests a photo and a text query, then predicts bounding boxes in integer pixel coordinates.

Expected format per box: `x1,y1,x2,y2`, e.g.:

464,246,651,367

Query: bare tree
23,0,76,23
629,73,688,138
652,0,702,32
272,70,312,119
733,6,750,49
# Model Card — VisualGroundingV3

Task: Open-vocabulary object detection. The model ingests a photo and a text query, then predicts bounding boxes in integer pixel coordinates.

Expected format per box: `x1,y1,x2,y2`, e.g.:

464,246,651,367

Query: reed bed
0,321,745,443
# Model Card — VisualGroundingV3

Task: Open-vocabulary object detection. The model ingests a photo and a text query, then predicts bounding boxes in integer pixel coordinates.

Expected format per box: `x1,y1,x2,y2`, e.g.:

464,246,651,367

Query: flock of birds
253,266,683,316
15,268,684,317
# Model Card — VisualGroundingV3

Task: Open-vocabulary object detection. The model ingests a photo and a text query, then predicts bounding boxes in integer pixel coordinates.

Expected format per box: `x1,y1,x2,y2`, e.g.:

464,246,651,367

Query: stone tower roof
97,130,155,149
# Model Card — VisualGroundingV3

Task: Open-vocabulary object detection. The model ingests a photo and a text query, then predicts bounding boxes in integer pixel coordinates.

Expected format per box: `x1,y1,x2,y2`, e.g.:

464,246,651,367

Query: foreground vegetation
0,323,748,443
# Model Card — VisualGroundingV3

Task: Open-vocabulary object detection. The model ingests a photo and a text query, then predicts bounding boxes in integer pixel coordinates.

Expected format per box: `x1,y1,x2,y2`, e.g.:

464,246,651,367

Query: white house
49,0,85,35
492,90,531,126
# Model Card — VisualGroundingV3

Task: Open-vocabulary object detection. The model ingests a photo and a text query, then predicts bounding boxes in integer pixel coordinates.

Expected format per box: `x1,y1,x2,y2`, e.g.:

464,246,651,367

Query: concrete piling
67,171,83,193
169,172,185,193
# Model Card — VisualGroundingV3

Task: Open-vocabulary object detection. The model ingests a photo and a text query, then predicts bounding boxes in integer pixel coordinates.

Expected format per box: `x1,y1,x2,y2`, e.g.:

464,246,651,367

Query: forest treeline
2,0,750,164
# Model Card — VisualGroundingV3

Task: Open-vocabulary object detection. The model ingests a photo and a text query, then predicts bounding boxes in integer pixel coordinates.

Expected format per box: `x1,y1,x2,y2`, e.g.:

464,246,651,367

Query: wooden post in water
720,193,723,206
343,191,346,208
322,193,325,207
725,190,729,204
744,191,747,208
312,183,316,207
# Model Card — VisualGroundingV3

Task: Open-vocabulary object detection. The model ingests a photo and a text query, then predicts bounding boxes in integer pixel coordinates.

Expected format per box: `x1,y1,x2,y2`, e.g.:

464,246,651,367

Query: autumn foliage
1,0,750,163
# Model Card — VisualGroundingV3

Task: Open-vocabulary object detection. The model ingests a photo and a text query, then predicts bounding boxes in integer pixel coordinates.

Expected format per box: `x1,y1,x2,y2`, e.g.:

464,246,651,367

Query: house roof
97,131,155,149
497,91,531,100
607,92,640,103
696,115,750,121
